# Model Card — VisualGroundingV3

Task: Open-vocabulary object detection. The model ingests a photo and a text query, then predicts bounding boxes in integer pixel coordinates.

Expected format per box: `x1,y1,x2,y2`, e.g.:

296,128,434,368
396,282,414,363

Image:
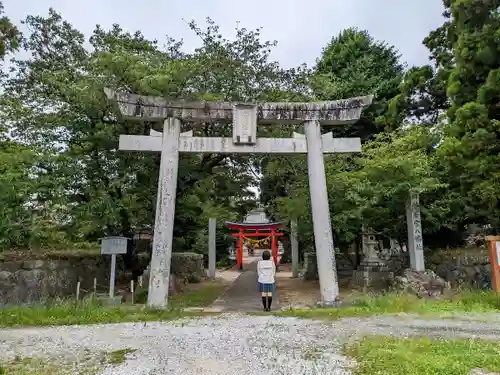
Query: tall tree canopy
0,10,306,263
0,0,499,265
437,0,500,229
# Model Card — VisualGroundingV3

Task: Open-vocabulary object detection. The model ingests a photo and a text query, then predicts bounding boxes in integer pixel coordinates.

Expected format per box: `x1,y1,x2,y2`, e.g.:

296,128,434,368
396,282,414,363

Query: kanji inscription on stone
233,104,257,144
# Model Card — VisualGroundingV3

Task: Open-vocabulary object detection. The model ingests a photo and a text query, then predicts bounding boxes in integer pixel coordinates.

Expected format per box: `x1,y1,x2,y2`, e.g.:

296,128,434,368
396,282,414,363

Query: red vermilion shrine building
225,209,283,269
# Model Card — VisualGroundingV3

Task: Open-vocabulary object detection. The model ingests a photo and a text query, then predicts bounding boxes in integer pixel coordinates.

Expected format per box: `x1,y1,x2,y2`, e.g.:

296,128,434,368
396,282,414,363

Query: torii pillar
104,88,372,308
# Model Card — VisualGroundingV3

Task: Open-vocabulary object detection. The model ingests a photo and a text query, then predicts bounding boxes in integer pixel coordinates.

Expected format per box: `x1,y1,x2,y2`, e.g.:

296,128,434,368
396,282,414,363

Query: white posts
109,253,117,298
148,118,181,308
304,120,339,304
291,219,299,278
208,218,217,278
405,192,425,271
130,280,135,304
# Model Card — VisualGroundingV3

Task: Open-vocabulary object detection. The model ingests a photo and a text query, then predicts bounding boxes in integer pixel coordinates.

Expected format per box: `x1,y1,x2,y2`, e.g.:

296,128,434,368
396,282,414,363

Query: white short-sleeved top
257,259,276,284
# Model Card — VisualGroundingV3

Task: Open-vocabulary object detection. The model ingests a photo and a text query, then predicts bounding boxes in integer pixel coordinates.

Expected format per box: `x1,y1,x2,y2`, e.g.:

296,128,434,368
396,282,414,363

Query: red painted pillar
271,230,277,265
238,229,244,270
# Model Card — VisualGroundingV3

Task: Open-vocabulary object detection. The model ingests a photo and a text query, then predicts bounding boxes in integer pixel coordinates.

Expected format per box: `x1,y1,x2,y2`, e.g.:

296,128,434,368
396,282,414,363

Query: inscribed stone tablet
232,104,257,144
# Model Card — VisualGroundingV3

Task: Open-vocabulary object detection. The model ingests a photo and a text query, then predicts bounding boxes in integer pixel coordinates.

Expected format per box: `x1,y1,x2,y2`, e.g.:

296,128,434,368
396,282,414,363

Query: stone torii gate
104,88,373,308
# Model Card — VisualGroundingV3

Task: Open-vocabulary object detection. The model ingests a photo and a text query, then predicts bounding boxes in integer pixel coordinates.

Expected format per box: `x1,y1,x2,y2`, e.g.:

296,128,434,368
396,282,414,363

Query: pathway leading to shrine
209,251,280,312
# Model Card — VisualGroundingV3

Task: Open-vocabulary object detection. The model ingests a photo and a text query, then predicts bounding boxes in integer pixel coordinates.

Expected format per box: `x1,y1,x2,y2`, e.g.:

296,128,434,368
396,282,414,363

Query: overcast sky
4,0,445,69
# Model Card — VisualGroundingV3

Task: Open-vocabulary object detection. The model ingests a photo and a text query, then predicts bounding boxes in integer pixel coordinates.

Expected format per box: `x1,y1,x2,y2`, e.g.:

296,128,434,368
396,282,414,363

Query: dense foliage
0,0,498,267
262,0,500,253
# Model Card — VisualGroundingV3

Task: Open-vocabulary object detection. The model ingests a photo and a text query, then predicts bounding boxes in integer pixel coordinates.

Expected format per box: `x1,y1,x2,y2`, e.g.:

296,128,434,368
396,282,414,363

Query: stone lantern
351,228,393,289
360,228,386,269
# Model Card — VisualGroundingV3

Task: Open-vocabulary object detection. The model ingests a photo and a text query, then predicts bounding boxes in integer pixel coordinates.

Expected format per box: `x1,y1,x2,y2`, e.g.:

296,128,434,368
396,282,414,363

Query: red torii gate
225,221,284,270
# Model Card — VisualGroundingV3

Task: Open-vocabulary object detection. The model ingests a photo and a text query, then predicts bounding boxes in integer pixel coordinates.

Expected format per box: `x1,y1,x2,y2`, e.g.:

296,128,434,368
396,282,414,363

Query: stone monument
104,88,372,307
405,192,425,271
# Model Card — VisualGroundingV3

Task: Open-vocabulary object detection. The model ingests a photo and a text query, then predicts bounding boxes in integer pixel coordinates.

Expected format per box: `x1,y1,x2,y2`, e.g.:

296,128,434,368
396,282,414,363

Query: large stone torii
104,88,373,308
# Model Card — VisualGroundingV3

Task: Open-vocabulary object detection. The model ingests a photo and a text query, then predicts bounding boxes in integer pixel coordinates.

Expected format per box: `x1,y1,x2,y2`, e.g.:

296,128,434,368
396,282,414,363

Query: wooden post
76,281,81,301
271,230,277,265
93,278,97,297
291,219,299,278
238,229,244,270
131,280,135,304
109,253,117,298
486,236,500,292
208,218,217,278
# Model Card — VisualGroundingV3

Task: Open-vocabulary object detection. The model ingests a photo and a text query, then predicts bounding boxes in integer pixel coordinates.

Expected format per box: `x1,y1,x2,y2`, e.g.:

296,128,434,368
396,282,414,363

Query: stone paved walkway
209,261,281,312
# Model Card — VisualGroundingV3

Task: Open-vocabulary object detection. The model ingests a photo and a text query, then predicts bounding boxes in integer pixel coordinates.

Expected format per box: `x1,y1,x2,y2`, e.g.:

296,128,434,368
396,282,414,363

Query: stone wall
170,252,205,281
426,249,491,289
0,255,120,306
0,251,206,305
301,252,364,281
300,247,489,289
141,252,205,285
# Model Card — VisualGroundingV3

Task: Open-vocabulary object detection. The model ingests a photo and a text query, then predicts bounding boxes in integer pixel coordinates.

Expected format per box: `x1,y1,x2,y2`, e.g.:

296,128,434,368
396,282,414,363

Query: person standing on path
257,250,276,312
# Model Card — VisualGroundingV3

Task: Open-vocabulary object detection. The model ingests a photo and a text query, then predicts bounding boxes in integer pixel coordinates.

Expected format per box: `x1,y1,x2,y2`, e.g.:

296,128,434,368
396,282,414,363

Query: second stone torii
104,88,373,308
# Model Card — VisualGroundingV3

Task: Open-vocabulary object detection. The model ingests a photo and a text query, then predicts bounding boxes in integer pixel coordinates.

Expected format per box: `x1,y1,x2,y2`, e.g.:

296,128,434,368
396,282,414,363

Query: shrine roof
225,221,283,230
104,88,373,125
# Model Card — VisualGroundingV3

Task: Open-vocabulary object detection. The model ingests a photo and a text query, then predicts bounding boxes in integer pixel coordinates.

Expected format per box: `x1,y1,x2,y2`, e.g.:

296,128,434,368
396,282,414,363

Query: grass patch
0,357,61,375
0,348,137,374
135,280,227,307
277,290,500,320
346,335,500,375
169,282,227,308
0,298,208,328
301,345,323,361
106,348,136,365
0,280,226,328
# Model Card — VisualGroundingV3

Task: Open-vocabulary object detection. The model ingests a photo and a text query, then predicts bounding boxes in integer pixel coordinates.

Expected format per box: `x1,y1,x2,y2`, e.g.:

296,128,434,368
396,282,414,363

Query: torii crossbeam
104,88,373,308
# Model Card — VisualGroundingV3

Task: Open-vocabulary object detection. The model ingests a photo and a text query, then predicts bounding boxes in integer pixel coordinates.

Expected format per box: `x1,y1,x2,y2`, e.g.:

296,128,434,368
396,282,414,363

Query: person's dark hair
262,250,271,260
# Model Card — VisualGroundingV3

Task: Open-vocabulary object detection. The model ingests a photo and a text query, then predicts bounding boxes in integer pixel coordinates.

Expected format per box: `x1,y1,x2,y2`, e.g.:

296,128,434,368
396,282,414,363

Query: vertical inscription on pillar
148,118,181,308
233,104,257,144
406,192,425,271
410,193,423,253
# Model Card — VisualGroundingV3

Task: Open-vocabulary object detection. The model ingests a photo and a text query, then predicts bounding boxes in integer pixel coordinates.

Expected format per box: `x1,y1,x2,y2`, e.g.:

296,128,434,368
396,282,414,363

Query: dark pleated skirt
258,282,276,293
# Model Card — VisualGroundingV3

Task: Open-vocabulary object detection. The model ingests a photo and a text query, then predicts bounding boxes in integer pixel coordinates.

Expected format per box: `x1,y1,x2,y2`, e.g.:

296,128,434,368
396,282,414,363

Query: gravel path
0,314,352,375
2,314,500,374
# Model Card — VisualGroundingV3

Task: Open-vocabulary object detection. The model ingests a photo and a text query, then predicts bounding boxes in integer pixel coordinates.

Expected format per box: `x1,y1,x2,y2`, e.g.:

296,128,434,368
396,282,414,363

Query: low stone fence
426,249,491,289
0,255,119,306
300,247,490,289
170,252,205,282
0,251,206,305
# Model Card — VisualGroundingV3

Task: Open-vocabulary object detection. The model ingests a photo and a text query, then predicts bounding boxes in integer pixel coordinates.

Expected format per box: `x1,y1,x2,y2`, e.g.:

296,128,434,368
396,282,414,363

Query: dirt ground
276,263,365,307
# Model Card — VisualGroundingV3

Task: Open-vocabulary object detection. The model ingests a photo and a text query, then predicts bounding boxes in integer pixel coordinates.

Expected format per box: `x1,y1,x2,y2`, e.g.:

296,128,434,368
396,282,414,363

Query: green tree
0,1,20,62
0,10,307,271
437,0,500,230
261,28,406,251
313,27,405,138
